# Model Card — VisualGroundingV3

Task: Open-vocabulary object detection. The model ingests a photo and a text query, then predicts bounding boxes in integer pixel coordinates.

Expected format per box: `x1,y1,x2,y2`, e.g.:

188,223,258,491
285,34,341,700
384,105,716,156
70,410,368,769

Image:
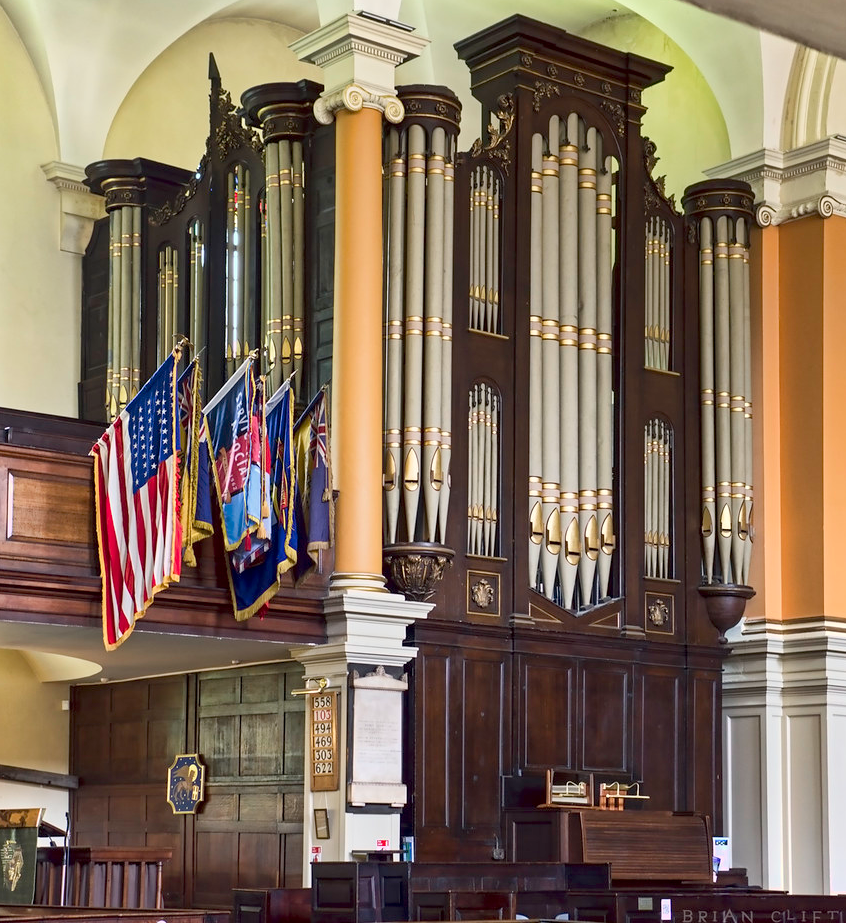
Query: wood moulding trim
0,763,79,790
0,572,328,644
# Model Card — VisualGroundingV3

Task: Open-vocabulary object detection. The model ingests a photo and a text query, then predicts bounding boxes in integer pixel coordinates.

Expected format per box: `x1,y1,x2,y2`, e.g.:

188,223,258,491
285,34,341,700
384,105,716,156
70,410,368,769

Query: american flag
91,353,182,650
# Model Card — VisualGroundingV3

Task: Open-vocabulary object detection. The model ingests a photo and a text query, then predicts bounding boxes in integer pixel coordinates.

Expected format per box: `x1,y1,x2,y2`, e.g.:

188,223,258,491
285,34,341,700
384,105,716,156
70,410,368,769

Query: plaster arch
580,12,730,200
781,44,837,150
104,18,321,171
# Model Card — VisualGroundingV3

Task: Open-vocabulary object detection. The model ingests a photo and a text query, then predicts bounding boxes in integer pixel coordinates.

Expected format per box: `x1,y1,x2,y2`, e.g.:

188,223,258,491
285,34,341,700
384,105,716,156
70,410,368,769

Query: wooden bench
35,847,172,910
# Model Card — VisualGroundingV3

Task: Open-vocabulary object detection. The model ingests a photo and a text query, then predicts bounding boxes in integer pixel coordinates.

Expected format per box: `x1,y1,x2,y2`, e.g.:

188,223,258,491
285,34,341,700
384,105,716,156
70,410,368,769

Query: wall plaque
167,754,206,814
348,666,408,807
310,691,339,792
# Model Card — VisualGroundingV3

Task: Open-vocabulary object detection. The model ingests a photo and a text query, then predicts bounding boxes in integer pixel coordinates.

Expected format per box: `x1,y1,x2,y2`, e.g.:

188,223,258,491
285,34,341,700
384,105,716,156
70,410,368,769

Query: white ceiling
0,619,302,684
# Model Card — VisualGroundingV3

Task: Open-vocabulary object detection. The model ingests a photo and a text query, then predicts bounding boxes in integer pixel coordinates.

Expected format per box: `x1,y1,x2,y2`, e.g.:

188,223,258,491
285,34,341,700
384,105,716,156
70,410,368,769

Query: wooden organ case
81,62,332,420
390,17,756,861
77,15,757,871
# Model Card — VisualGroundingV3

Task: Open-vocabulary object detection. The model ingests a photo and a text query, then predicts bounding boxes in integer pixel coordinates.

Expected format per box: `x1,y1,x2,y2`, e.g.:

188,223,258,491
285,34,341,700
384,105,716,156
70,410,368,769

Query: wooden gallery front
0,13,760,916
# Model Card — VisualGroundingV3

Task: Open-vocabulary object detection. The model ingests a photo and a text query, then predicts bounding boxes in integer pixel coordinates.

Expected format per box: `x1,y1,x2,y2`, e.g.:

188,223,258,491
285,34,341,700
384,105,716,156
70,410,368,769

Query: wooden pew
504,809,713,883
35,847,172,910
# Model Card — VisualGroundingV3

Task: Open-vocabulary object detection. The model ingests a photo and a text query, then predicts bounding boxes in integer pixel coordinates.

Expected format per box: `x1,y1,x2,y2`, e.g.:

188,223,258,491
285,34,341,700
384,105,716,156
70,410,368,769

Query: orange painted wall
776,217,824,619
821,217,846,619
747,224,780,620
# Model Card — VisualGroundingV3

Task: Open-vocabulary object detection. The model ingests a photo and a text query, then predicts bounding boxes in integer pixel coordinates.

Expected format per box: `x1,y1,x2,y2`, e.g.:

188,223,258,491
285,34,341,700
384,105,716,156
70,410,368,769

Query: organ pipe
596,143,615,598
467,384,500,557
403,123,426,542
577,125,599,605
157,243,178,366
422,128,446,542
263,140,306,394
683,184,755,587
645,216,671,370
468,166,502,335
529,113,618,609
528,133,544,585
644,420,673,579
384,129,405,545
188,219,206,362
383,88,461,549
439,139,455,541
699,217,716,582
540,116,561,599
558,113,580,610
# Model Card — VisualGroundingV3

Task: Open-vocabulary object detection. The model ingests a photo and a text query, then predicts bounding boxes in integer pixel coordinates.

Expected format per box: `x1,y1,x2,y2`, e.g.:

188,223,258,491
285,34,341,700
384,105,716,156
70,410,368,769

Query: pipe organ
381,88,461,547
82,66,323,417
683,183,755,587
105,201,142,417
527,114,618,609
469,166,502,334
644,418,672,580
645,215,671,370
78,14,759,861
261,126,307,394
467,382,500,558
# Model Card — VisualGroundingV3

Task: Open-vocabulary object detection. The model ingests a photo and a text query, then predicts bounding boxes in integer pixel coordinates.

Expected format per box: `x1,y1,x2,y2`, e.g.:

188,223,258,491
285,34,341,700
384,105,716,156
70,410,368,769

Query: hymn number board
310,691,339,791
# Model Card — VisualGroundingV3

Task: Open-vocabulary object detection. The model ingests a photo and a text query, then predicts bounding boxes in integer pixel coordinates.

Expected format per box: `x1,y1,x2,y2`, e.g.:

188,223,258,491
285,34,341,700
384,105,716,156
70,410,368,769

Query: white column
291,593,432,883
290,12,433,886
723,618,846,894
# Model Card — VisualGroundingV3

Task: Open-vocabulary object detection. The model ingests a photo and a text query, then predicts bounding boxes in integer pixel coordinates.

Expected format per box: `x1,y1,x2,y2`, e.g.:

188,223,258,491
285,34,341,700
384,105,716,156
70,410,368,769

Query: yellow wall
0,650,70,832
580,13,730,202
105,18,321,171
0,8,80,417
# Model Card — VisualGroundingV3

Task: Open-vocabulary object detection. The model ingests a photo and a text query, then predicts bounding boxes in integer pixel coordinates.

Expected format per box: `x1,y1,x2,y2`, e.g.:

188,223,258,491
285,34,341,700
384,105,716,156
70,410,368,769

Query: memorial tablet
348,666,408,807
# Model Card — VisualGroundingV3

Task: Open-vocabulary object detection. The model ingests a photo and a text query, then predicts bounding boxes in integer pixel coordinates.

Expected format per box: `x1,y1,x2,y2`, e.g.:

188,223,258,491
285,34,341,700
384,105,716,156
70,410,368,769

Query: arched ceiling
1,0,772,167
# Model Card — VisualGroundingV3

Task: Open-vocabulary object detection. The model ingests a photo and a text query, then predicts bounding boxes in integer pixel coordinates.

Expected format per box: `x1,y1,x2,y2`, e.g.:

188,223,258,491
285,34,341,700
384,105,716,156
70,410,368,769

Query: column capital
291,12,429,124
314,83,404,125
705,136,846,227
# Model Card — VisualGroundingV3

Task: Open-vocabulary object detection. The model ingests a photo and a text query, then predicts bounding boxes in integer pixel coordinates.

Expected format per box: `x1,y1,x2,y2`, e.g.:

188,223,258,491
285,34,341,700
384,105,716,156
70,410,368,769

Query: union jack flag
91,353,182,650
292,386,333,583
309,393,329,468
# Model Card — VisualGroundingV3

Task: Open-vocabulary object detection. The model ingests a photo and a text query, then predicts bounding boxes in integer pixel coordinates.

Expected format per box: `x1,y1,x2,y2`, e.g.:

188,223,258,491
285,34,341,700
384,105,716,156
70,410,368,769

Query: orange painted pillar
746,223,782,620
291,16,428,594
331,105,387,591
749,214,846,622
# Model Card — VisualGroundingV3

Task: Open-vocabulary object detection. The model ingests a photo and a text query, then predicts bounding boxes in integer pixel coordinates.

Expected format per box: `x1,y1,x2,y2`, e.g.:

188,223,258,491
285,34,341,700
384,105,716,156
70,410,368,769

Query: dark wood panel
193,830,238,905
282,833,304,887
8,471,94,545
416,652,450,830
0,449,96,573
459,653,509,834
689,671,721,824
519,657,575,770
636,667,683,811
237,833,282,889
240,713,282,776
580,663,631,773
71,665,306,909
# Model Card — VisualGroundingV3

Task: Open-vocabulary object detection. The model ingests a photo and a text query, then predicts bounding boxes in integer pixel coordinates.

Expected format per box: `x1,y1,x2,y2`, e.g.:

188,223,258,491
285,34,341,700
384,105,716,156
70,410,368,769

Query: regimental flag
205,357,262,551
230,376,272,573
292,386,334,584
226,379,297,620
91,352,182,651
177,359,214,566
